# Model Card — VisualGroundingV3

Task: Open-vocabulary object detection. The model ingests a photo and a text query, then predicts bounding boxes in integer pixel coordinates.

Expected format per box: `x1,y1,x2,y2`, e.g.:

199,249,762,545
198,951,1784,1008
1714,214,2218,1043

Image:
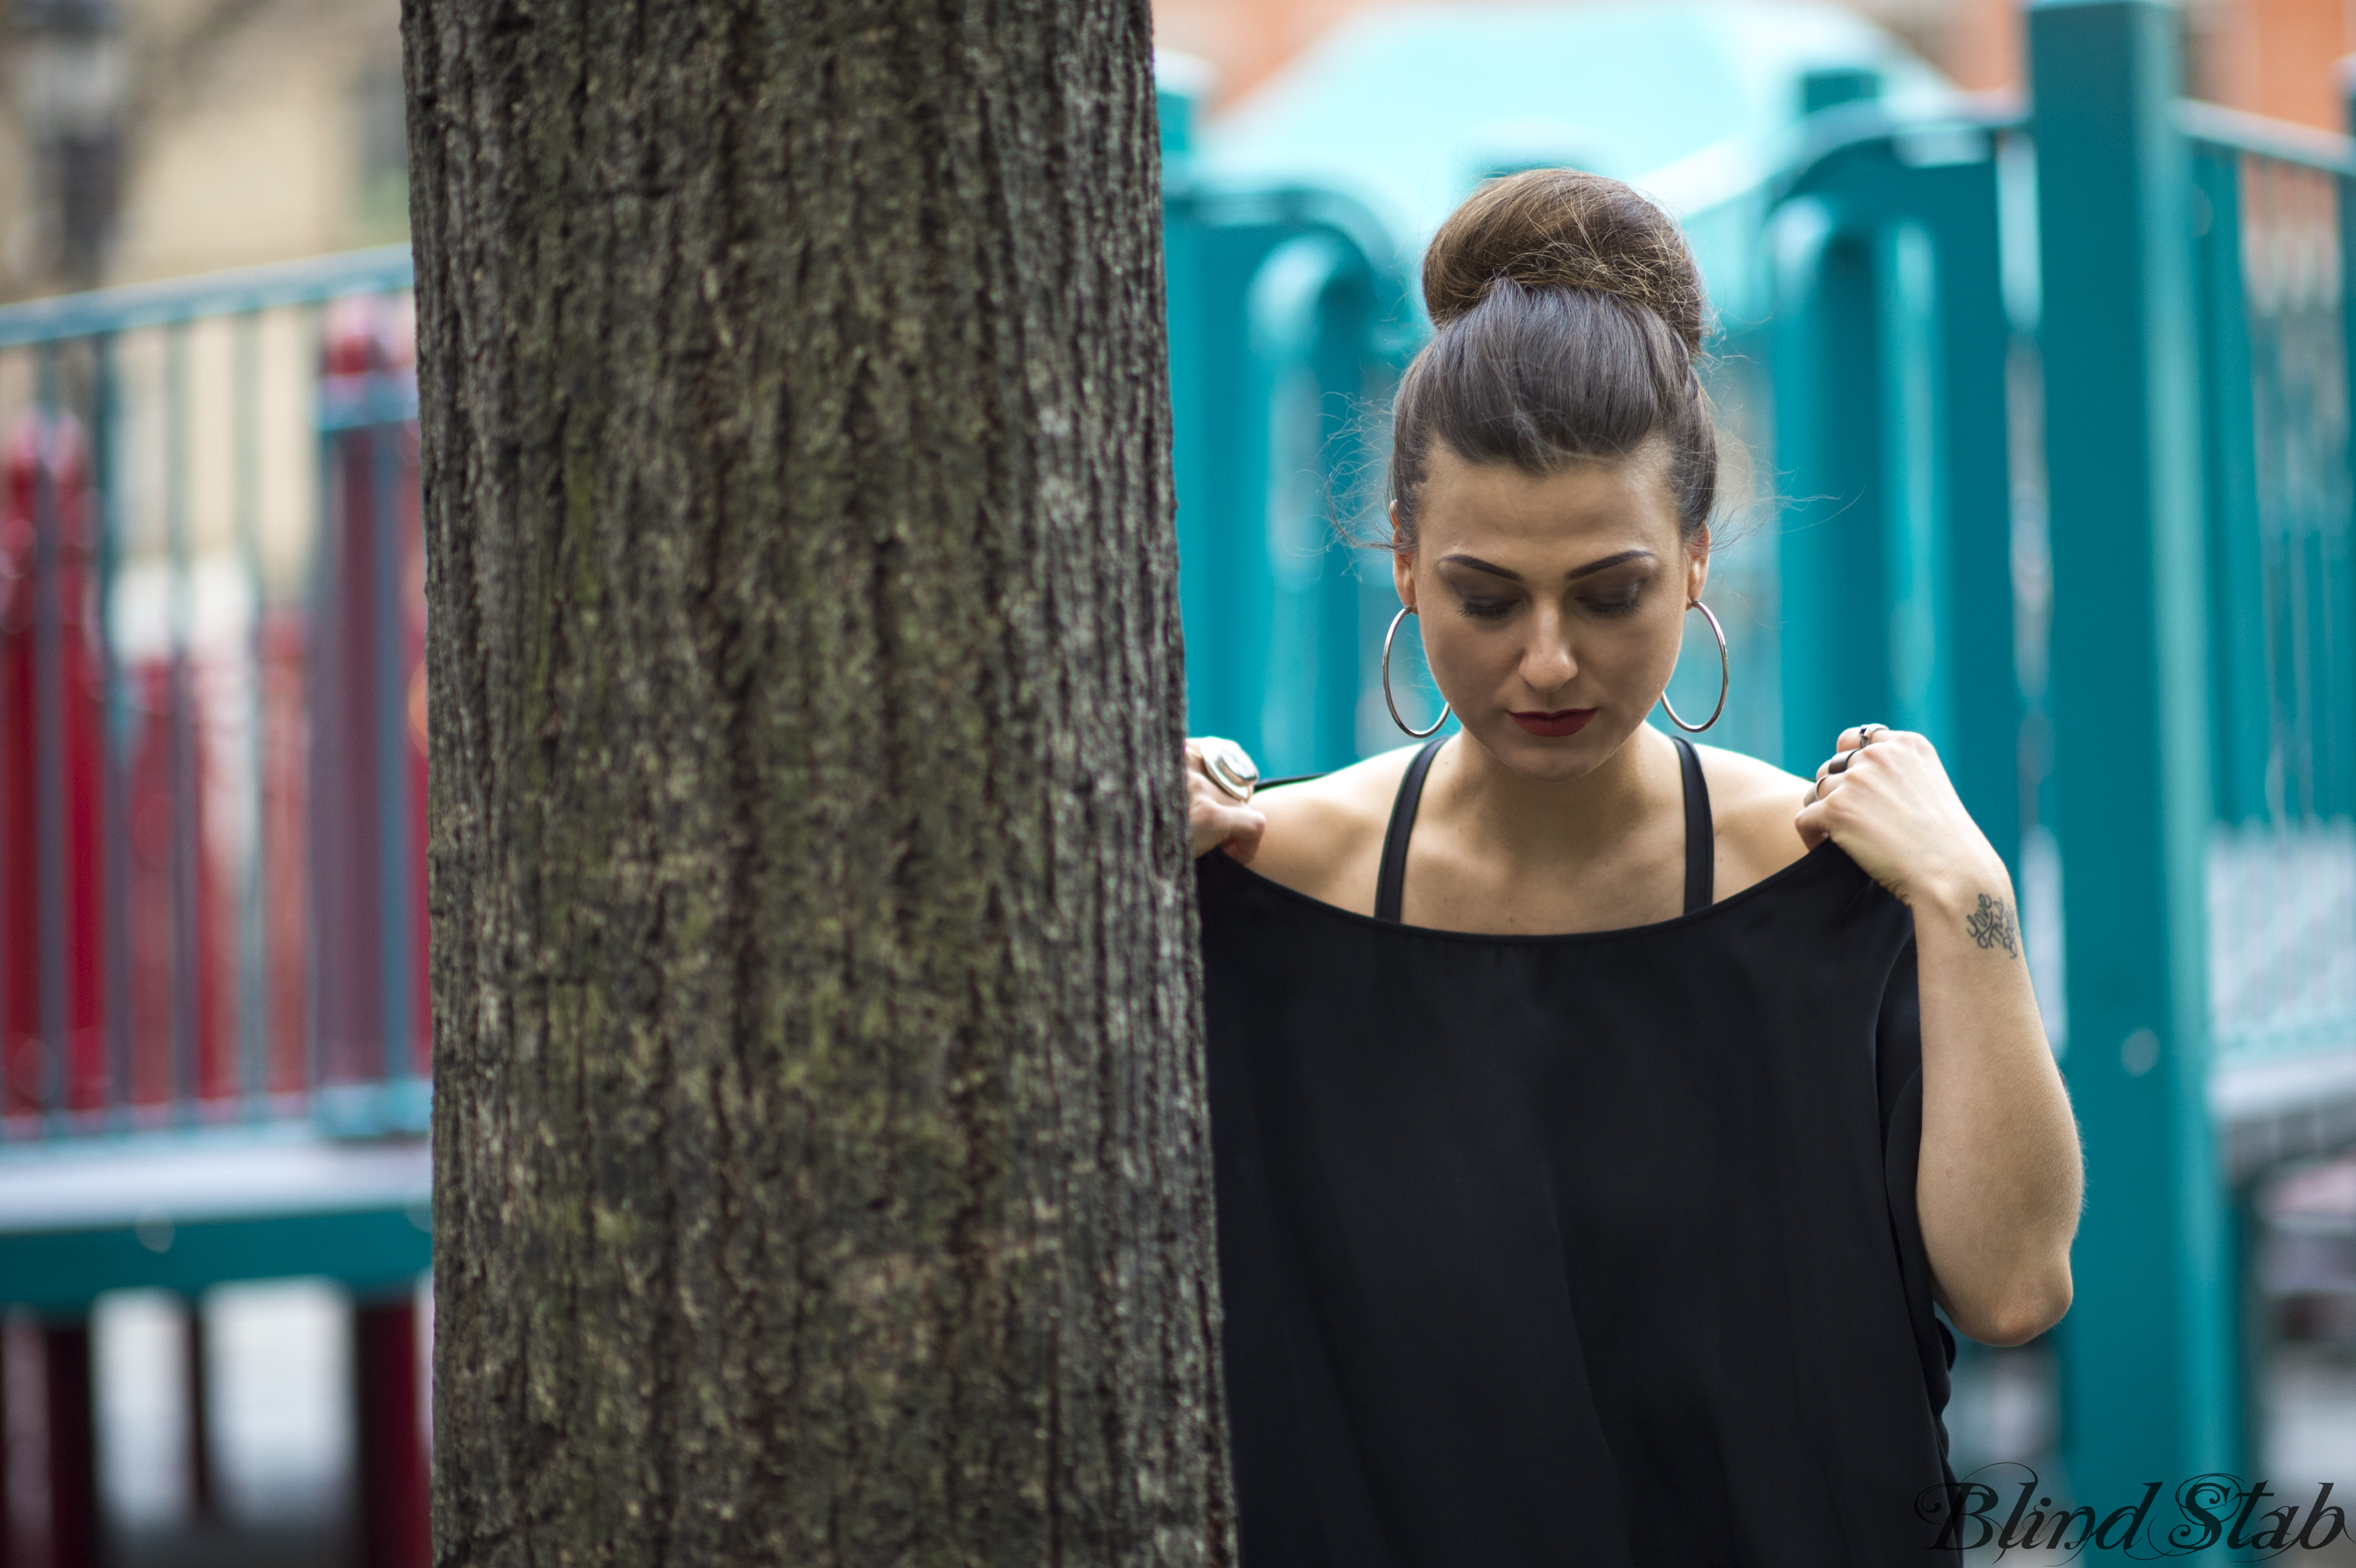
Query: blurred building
1154,0,2356,125
0,0,404,303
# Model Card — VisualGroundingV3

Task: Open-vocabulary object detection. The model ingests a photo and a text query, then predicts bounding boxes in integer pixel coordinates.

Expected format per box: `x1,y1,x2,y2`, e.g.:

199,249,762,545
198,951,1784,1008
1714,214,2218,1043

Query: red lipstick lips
1510,708,1596,738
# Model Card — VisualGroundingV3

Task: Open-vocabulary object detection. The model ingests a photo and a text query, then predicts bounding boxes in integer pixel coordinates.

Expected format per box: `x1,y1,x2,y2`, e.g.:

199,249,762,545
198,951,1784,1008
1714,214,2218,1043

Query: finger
1188,767,1249,811
1849,722,1909,755
1834,723,1900,754
1794,784,1844,848
1221,808,1268,864
1821,740,1889,782
1195,805,1264,860
1190,800,1265,861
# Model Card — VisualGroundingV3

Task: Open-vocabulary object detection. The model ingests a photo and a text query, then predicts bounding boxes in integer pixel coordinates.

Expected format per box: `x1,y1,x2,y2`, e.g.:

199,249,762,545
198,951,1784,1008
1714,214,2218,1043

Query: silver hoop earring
1382,606,1451,738
1658,599,1729,734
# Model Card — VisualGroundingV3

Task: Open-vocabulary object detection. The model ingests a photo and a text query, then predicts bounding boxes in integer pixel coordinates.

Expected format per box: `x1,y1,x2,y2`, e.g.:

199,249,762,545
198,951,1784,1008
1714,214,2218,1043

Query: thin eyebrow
1437,548,1657,583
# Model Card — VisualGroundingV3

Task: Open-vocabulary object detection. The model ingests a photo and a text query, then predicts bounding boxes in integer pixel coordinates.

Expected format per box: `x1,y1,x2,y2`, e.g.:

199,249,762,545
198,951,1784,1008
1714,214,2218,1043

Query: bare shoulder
1692,742,1815,898
1243,744,1423,912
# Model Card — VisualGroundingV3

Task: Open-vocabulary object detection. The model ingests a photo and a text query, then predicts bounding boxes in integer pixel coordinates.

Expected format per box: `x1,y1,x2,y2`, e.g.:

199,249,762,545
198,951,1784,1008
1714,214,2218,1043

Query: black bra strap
1374,735,1448,923
1374,731,1713,923
1674,733,1714,914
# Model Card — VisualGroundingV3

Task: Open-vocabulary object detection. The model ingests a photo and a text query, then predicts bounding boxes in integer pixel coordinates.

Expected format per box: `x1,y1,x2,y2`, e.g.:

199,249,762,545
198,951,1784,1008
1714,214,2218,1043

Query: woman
1181,169,2081,1567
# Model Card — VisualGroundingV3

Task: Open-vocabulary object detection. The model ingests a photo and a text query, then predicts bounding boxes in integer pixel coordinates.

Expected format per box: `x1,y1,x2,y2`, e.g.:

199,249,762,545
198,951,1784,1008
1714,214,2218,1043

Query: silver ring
1202,740,1259,802
1857,723,1889,747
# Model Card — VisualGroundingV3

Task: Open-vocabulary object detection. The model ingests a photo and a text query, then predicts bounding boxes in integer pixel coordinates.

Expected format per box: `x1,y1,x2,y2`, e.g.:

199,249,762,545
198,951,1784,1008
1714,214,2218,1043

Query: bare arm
1794,728,2082,1347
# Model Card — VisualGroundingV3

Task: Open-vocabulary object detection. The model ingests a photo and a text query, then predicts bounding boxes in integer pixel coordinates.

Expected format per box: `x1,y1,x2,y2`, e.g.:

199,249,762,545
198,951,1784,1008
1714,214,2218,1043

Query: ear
1685,527,1711,604
1390,502,1418,611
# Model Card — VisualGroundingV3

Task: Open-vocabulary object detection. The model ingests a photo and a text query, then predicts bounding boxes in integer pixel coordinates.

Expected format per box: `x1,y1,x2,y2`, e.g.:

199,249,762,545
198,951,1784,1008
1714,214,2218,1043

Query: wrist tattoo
1965,893,2018,958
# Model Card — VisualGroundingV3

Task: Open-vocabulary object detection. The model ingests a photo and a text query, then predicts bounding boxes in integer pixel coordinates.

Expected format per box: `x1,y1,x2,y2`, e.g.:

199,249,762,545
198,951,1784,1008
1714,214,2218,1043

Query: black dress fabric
1199,733,1959,1568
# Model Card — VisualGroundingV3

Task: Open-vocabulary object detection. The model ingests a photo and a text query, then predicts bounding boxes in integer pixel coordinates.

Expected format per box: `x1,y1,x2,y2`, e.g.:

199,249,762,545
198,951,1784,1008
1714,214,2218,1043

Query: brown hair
1389,168,1717,552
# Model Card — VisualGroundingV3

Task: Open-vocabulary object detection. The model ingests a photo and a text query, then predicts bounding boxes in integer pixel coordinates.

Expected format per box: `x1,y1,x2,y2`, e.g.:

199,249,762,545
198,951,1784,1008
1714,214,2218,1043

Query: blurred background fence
0,250,431,1568
3,0,2356,1564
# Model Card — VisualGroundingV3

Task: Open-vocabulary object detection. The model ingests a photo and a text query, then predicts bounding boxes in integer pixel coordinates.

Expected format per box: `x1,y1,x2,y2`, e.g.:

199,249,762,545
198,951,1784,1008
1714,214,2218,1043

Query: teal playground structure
0,0,2350,1556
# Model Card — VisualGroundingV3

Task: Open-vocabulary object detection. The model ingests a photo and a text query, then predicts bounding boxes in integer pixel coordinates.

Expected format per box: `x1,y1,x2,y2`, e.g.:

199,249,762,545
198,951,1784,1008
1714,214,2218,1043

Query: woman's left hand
1792,726,2007,911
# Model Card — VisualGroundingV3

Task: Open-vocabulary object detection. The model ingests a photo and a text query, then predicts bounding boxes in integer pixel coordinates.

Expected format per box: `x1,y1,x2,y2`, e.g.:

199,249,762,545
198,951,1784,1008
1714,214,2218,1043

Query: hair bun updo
1420,167,1709,352
1389,166,1720,552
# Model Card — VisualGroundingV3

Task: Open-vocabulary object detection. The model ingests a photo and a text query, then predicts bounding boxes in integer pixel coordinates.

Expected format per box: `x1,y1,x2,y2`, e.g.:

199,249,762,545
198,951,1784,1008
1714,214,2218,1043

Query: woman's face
1393,439,1706,783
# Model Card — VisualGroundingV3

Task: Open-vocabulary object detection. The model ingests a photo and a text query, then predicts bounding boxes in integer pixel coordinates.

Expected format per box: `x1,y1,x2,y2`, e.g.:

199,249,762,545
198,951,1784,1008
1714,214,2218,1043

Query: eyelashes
1452,586,1647,621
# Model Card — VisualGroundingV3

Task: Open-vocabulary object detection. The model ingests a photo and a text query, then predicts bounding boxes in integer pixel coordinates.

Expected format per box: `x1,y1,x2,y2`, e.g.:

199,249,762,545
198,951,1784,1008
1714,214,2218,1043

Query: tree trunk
402,2,1231,1563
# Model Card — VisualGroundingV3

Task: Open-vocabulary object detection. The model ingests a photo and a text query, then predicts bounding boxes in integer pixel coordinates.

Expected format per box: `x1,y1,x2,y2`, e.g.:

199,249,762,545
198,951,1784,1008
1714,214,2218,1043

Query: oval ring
1202,739,1259,803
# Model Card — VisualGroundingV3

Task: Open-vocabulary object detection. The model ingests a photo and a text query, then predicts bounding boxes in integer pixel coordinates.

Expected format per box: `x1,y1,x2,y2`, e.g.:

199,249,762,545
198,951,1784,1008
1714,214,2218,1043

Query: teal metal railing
1755,72,2356,1086
1162,89,1415,776
1757,90,2027,884
2183,105,2356,1078
0,247,427,1145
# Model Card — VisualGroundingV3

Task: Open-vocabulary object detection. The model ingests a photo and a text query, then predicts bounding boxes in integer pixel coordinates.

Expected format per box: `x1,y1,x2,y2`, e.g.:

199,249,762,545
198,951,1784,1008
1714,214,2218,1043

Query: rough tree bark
402,1,1232,1563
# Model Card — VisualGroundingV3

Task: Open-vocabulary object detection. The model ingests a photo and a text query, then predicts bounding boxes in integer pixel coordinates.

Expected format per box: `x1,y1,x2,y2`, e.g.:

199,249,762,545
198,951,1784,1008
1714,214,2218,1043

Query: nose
1518,604,1578,698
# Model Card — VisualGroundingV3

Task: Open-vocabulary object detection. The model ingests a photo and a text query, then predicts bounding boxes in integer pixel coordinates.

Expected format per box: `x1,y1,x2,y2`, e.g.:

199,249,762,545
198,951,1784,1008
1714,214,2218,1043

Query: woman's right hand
1186,737,1266,862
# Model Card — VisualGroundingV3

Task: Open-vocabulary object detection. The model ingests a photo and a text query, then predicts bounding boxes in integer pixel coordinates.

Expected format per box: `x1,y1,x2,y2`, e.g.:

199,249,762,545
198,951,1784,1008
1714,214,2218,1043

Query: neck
1425,721,1681,866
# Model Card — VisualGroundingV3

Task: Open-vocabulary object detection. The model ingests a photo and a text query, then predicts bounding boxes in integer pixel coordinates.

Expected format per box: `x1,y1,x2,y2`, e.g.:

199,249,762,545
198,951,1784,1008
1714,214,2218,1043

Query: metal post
92,333,129,1127
33,350,67,1127
235,311,269,1114
1246,233,1373,773
1928,149,2026,884
2191,146,2273,824
353,1292,429,1568
1877,219,1953,750
166,324,199,1118
1161,94,1216,747
184,1296,215,1523
305,303,335,1108
0,1319,11,1566
1773,205,1893,771
371,381,412,1104
40,1318,96,1568
2028,0,2239,1513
